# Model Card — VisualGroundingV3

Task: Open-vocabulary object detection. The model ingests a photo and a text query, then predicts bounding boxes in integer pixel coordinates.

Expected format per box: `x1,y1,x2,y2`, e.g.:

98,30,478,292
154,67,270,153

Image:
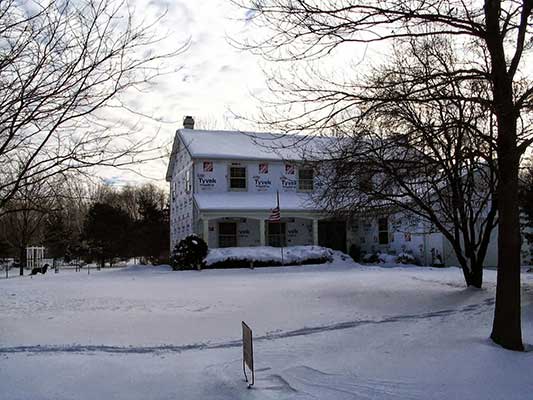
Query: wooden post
203,218,209,245
313,219,319,246
259,219,266,246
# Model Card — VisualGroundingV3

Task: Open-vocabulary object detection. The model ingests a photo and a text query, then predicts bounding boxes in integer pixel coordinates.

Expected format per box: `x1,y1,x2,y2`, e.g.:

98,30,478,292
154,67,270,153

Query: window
298,168,314,191
267,222,286,247
229,166,247,190
219,222,237,247
185,170,191,193
358,172,374,192
378,217,389,245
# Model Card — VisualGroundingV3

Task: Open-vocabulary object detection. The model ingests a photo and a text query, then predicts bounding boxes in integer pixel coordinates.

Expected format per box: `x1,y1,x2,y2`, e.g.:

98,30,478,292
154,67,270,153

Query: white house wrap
165,119,344,251
166,117,532,267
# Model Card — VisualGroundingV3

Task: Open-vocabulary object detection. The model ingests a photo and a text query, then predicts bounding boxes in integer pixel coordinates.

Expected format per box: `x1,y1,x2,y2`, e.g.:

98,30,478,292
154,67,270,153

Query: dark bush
362,252,380,263
207,255,331,269
349,244,361,262
171,235,208,271
396,252,418,265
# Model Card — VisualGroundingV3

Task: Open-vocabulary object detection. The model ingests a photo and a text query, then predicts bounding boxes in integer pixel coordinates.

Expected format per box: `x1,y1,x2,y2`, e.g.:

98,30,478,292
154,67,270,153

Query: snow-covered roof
166,128,334,181
194,192,320,213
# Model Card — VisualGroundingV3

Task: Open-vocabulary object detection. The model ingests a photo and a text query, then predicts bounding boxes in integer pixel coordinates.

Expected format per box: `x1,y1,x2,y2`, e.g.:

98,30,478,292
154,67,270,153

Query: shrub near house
171,235,208,270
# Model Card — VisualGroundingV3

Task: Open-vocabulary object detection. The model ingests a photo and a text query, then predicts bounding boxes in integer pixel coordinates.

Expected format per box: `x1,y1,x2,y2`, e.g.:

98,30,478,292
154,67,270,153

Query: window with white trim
298,167,314,191
229,165,247,190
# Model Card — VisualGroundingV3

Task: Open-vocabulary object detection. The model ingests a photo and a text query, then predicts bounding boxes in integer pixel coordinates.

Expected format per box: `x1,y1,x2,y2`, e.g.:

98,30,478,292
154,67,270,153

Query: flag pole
278,190,284,266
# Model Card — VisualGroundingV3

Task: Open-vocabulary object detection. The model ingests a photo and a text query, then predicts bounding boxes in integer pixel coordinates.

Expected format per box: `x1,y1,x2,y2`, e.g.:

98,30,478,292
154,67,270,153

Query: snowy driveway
1,261,532,399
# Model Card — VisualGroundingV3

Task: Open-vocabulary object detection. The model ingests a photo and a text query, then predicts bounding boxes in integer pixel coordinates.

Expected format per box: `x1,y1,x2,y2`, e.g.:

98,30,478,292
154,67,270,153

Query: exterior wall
168,131,532,265
170,149,320,249
170,133,530,265
169,139,195,250
207,218,261,248
193,159,310,195
286,218,313,246
351,215,442,265
205,217,313,248
350,212,532,267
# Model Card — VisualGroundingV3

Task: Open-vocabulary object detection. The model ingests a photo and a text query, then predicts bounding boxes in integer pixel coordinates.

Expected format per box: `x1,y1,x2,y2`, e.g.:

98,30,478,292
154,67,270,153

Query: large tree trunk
469,261,483,289
484,0,524,350
490,120,524,351
460,259,483,288
19,247,24,276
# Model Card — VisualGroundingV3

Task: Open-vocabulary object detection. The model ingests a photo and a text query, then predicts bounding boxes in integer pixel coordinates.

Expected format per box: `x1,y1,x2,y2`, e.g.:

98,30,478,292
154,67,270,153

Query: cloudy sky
103,0,267,187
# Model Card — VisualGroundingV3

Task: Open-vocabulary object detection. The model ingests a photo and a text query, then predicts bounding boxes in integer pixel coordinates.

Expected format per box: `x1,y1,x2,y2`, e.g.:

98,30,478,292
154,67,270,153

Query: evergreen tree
82,203,132,269
135,194,169,264
43,211,72,262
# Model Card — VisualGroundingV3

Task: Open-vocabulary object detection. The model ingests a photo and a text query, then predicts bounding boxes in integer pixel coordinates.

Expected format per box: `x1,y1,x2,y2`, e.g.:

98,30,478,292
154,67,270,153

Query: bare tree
0,175,63,275
0,0,188,212
235,0,533,350
313,37,499,288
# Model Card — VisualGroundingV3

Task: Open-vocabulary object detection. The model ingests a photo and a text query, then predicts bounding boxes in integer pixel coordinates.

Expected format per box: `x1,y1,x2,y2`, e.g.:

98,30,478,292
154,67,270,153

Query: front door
318,220,347,252
218,222,237,247
267,222,286,247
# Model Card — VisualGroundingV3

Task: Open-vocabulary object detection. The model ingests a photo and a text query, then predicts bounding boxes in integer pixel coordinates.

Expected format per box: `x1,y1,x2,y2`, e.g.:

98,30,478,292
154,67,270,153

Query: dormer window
298,167,314,191
229,165,247,190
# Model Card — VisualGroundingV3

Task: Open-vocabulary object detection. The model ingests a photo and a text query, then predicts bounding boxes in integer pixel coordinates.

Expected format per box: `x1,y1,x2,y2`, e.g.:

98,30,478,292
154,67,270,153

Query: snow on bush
396,252,417,264
204,245,334,268
362,251,418,265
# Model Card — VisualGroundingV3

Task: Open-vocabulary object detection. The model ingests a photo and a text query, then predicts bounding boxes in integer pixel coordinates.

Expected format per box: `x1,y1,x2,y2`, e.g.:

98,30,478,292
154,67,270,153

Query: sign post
242,321,254,388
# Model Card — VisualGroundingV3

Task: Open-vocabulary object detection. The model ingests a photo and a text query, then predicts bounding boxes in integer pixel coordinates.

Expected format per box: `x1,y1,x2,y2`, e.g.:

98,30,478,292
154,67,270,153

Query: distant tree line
82,184,170,268
0,0,185,271
0,180,169,272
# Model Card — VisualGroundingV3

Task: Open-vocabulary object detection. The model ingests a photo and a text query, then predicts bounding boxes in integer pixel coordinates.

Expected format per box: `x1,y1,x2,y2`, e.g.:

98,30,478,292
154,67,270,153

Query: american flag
269,191,281,221
269,206,281,221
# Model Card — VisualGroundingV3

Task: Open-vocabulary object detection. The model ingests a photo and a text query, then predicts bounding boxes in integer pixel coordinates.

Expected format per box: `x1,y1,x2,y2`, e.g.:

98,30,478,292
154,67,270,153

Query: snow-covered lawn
1,257,532,399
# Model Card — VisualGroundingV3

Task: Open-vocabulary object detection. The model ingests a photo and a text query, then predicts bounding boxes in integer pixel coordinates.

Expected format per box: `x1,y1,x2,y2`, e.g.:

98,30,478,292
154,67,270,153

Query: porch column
202,218,209,245
259,219,266,246
312,218,319,246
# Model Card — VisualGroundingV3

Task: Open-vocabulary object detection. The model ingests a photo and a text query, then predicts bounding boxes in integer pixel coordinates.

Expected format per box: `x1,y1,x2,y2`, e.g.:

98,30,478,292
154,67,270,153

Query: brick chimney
183,115,194,129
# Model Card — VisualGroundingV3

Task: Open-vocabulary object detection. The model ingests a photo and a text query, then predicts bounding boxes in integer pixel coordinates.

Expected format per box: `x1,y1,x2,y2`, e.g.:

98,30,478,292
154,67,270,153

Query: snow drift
204,245,334,268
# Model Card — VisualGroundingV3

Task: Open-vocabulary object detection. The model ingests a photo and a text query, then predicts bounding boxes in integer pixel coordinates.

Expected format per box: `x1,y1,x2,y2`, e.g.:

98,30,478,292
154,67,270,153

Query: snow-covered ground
1,256,532,399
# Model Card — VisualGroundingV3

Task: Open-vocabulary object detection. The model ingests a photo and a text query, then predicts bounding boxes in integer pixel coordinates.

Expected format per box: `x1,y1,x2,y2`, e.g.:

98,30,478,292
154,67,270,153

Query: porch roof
194,192,320,212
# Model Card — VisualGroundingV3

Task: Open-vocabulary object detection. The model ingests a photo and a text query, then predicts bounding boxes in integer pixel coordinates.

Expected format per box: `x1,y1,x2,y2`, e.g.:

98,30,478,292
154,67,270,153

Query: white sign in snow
242,321,254,388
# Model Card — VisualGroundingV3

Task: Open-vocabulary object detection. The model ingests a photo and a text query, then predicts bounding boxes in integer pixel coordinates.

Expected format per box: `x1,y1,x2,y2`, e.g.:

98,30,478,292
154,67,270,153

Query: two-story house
166,117,530,268
165,116,347,251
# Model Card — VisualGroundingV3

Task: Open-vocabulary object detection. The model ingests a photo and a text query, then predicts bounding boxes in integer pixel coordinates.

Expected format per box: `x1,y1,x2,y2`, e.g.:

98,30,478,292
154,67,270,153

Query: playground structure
26,246,46,270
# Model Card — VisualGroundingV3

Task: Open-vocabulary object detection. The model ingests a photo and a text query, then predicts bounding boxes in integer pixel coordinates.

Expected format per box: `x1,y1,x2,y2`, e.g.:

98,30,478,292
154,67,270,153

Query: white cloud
98,0,267,188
